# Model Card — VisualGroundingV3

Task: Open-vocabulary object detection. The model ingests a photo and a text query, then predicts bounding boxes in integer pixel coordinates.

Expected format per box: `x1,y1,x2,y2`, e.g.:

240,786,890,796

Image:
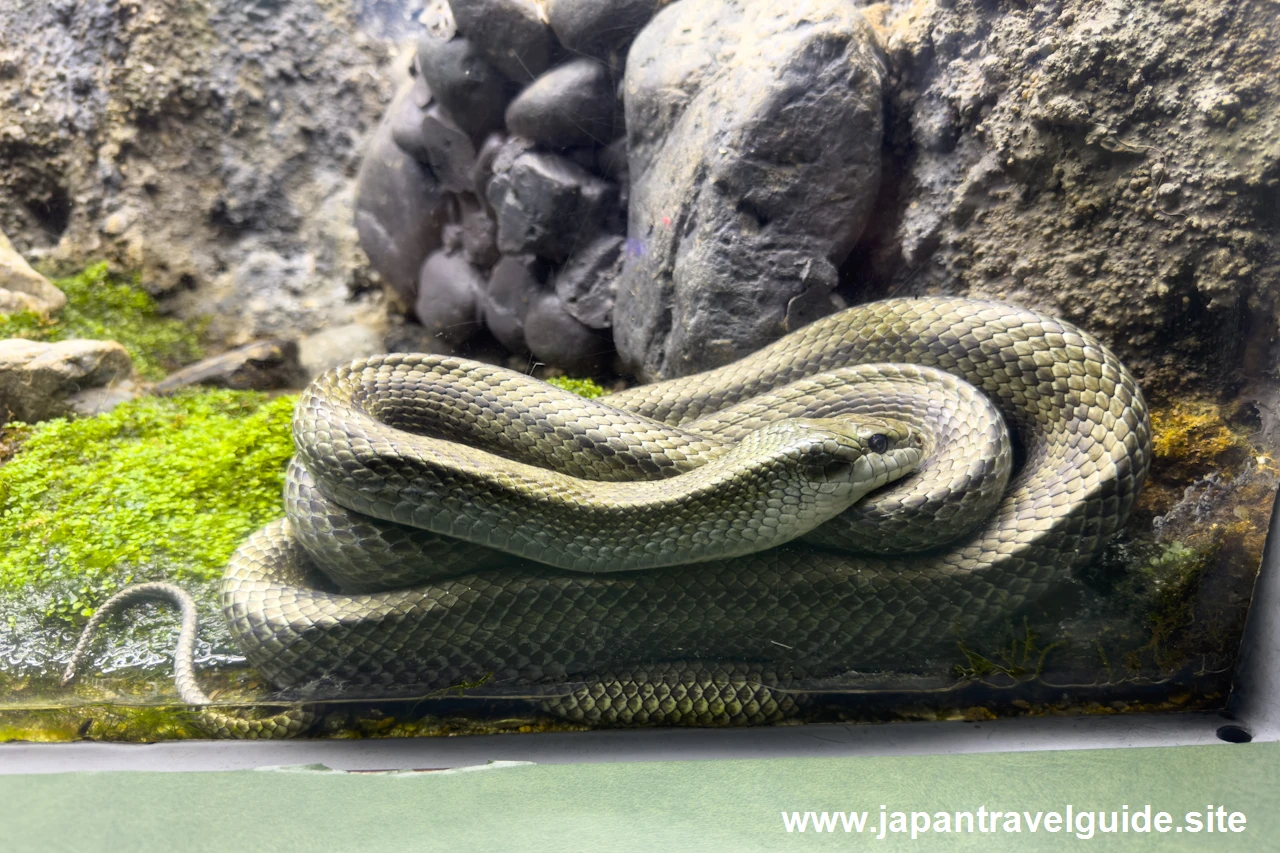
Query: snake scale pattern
65,297,1151,738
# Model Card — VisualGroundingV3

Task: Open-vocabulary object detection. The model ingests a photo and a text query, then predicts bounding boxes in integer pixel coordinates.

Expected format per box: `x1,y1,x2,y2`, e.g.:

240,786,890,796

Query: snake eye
868,433,888,454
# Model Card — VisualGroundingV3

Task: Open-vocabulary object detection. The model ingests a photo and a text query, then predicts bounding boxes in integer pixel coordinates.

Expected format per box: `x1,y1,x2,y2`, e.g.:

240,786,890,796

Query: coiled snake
64,297,1151,738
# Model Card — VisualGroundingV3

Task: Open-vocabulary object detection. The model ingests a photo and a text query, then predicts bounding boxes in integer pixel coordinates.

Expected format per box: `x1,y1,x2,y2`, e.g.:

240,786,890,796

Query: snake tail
62,582,311,739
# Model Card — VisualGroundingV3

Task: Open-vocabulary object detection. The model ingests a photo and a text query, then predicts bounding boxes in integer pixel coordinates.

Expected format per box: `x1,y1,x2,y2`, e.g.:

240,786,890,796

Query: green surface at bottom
1,742,1276,852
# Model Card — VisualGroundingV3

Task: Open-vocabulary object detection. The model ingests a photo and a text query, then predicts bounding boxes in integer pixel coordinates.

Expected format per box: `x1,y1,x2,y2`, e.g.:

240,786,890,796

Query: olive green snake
63,297,1152,738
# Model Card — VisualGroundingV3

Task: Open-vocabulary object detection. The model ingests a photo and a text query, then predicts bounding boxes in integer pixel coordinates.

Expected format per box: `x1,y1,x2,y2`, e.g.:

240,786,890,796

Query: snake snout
796,417,923,499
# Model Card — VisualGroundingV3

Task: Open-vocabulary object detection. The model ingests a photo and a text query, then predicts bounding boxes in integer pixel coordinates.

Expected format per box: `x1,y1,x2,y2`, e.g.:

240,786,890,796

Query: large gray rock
0,339,133,422
0,230,64,316
613,0,885,381
355,82,448,309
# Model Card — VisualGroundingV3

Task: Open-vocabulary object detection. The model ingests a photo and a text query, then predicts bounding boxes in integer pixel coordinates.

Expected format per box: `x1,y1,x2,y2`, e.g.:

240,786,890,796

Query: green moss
0,390,296,620
0,262,203,379
544,376,607,399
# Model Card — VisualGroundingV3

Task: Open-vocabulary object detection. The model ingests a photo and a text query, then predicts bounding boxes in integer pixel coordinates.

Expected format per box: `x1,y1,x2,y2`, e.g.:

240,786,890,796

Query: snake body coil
66,297,1151,736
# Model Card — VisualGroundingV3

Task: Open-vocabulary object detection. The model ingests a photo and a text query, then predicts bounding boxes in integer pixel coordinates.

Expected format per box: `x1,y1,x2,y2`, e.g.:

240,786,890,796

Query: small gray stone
545,0,667,62
0,338,133,422
487,148,619,262
553,234,624,329
505,59,618,148
0,229,65,316
153,340,303,394
525,291,612,374
414,249,485,346
355,85,448,309
481,254,544,353
447,0,557,82
416,33,511,140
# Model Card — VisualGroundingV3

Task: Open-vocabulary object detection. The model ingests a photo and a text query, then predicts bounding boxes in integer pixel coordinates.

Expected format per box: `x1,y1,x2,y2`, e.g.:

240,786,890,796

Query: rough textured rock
0,339,133,422
0,0,407,348
414,249,484,346
355,85,448,309
525,291,611,374
0,230,64,316
504,59,618,149
614,0,886,380
554,234,624,329
153,340,303,393
415,33,511,141
855,0,1280,400
544,0,671,63
447,0,557,82
487,147,620,263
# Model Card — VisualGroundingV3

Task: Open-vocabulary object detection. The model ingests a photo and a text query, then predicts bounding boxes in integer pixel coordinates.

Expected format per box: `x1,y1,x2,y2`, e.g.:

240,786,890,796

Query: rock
415,33,510,140
597,136,629,181
355,86,448,309
525,292,611,374
553,235,624,329
388,74,437,162
456,193,500,268
504,59,618,148
0,1,398,347
419,105,479,194
446,0,557,83
0,230,65,316
414,250,485,346
387,77,476,195
0,339,133,423
472,132,509,201
544,0,668,63
487,147,620,263
481,254,544,353
66,379,143,418
859,0,1280,396
152,340,303,394
297,322,388,380
614,0,885,380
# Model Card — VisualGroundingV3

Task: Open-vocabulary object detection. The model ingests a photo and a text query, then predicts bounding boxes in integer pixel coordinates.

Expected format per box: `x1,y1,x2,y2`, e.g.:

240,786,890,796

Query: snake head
788,417,924,500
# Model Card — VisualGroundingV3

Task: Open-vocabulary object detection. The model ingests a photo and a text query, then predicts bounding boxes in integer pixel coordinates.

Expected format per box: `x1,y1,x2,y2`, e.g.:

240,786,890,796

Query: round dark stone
545,0,664,62
482,254,544,353
525,291,613,374
414,250,484,346
355,86,447,309
505,58,618,149
415,33,511,140
447,0,558,83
